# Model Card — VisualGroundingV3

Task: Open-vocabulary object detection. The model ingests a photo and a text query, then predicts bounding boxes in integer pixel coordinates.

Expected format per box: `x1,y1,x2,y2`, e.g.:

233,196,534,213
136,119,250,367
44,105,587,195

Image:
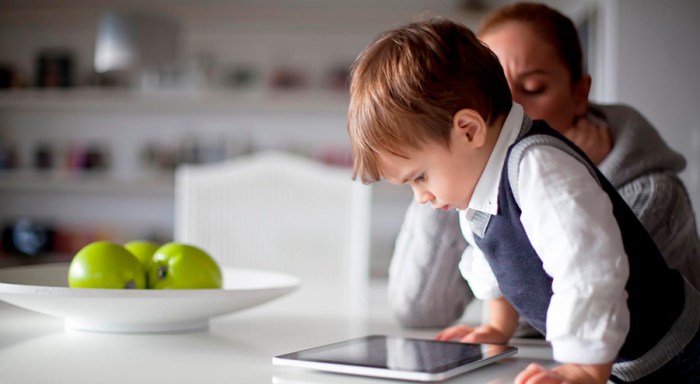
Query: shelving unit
0,170,173,196
0,88,351,115
0,88,411,276
0,0,476,275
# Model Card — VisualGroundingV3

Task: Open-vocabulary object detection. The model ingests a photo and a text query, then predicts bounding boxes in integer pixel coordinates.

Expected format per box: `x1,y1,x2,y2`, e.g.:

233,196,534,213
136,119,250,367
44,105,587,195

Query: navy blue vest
473,119,685,362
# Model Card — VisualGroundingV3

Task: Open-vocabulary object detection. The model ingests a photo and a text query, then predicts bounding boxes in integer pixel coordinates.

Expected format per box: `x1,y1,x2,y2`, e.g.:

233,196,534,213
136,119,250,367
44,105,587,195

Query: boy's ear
452,109,488,148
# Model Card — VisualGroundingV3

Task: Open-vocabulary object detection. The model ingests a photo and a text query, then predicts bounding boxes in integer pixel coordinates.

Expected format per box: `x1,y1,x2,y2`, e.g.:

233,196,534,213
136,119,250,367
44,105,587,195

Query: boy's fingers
515,363,569,384
435,333,456,341
434,325,472,341
523,372,566,384
460,330,486,343
515,363,545,384
434,330,451,341
461,327,504,344
435,329,461,341
460,334,472,343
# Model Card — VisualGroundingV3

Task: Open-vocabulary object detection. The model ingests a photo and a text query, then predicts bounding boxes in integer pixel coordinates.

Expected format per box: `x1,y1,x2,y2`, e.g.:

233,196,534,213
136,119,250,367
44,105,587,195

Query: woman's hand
434,323,510,344
563,116,612,165
515,362,612,384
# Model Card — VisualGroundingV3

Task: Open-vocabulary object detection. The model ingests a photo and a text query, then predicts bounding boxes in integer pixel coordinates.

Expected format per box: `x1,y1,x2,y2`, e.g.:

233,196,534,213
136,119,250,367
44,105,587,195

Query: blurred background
0,0,698,277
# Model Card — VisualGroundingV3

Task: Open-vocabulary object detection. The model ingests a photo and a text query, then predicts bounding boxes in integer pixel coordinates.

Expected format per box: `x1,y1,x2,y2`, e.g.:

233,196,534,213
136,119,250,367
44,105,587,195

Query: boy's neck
484,114,507,152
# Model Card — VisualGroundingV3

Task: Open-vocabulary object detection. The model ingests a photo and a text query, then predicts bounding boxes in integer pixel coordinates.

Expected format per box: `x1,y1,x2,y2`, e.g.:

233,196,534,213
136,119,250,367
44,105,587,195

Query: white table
0,279,554,384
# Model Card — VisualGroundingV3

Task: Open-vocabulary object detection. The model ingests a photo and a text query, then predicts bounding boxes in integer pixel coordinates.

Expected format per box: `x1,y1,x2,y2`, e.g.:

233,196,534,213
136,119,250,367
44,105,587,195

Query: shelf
0,169,411,201
0,253,72,269
0,171,174,196
0,88,350,115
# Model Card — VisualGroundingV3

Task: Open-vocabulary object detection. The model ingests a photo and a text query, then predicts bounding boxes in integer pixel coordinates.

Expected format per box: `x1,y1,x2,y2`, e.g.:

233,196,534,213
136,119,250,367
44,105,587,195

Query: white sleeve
518,146,630,364
387,201,472,328
457,222,502,300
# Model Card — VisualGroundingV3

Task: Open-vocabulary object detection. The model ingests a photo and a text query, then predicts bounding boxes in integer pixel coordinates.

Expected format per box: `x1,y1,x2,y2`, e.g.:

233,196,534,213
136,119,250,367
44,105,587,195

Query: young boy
347,17,699,384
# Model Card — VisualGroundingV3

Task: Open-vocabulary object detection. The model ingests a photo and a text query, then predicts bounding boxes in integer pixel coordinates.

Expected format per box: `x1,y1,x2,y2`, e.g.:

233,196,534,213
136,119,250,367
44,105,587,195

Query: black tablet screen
279,335,515,374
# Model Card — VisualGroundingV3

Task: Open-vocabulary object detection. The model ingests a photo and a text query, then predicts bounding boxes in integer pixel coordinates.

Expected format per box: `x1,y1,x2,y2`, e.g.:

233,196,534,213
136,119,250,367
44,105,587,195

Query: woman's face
480,21,589,134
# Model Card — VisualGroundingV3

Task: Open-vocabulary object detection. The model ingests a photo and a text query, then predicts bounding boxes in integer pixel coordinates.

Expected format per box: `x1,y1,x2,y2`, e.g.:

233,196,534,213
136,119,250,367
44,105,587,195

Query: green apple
68,241,146,289
148,242,223,289
124,240,160,270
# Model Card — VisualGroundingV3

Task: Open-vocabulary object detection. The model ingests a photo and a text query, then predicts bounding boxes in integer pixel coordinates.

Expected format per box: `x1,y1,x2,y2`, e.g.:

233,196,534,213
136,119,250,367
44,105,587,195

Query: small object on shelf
223,64,259,90
324,62,352,92
94,10,181,90
36,49,75,88
66,144,86,171
83,143,111,171
0,140,18,169
0,63,25,89
33,142,55,170
63,142,111,172
270,66,308,90
1,218,55,257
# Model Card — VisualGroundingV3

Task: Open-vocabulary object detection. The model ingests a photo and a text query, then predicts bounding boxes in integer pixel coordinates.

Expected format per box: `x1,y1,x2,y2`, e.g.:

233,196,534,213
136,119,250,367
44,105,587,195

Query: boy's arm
388,200,472,328
435,297,518,344
486,297,519,338
516,362,613,384
432,208,511,343
518,145,630,364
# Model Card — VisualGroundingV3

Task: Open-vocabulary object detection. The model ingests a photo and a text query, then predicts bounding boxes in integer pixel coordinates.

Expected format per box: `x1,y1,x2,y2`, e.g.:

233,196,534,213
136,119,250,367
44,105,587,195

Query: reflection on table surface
0,279,554,384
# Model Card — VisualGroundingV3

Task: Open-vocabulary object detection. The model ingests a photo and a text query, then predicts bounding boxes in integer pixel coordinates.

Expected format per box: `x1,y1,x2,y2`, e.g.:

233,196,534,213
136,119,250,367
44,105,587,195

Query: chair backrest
174,150,372,290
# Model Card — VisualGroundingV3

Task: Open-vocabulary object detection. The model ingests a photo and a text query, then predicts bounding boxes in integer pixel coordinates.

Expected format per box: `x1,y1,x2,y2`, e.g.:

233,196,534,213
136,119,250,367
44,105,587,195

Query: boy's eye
522,85,545,95
413,175,425,183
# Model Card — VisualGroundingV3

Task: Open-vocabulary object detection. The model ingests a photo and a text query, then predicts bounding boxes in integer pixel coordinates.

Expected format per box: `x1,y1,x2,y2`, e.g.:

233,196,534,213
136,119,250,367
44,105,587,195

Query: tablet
272,335,518,382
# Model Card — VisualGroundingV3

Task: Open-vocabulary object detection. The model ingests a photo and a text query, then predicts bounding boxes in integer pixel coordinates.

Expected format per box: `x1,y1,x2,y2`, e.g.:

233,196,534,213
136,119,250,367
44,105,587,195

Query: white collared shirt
458,103,631,364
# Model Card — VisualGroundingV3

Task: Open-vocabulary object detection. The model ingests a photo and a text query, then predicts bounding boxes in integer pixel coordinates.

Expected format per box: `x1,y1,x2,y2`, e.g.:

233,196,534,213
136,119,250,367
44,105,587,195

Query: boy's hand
515,362,612,384
435,297,518,344
434,324,510,344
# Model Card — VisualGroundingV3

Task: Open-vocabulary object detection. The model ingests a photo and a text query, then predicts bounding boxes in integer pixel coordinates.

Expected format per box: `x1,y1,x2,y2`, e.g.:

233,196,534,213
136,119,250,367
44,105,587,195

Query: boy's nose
412,187,433,205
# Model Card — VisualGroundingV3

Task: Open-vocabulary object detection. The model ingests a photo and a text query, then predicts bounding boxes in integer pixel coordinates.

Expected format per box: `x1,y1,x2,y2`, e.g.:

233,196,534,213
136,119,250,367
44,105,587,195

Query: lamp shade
94,10,180,73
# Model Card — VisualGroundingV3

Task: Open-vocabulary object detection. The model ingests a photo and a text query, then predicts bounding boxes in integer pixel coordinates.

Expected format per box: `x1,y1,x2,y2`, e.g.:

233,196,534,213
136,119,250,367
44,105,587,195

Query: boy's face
377,111,492,211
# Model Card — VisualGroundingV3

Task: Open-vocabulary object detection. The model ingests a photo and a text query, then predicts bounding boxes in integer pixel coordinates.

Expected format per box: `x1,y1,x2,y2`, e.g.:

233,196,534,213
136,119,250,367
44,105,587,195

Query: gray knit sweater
388,103,700,328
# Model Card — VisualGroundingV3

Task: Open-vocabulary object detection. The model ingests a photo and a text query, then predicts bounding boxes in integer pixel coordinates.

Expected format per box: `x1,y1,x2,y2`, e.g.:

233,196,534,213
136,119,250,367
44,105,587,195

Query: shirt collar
465,102,524,217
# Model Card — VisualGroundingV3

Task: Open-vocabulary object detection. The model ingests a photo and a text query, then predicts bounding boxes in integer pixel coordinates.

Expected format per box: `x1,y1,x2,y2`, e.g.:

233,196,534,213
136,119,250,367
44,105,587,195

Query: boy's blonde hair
347,17,511,184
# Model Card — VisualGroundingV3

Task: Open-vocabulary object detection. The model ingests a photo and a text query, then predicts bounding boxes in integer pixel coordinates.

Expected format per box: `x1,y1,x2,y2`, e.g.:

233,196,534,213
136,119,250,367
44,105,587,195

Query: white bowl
0,263,300,333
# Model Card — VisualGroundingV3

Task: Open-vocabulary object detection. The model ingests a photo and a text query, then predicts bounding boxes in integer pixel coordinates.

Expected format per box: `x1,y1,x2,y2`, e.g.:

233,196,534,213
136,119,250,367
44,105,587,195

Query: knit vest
471,117,698,380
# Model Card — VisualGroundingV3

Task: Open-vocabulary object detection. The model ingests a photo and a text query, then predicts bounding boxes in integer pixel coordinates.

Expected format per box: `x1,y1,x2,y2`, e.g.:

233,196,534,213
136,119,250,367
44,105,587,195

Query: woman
388,2,700,331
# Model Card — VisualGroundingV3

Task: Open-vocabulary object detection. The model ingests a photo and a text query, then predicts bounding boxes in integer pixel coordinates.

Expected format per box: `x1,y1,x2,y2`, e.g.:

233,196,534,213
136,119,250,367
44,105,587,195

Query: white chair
174,150,372,294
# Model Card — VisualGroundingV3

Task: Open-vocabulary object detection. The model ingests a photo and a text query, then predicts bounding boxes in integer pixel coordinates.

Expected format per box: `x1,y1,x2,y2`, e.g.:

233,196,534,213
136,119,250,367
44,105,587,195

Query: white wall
596,0,700,228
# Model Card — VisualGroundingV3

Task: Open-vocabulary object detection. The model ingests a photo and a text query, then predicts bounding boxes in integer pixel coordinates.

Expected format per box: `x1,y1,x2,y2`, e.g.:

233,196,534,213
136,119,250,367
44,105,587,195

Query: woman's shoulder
588,102,650,126
593,101,686,188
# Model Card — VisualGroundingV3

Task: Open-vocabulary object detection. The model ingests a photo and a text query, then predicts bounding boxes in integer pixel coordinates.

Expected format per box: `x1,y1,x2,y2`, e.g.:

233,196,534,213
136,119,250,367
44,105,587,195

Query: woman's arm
388,200,473,328
618,173,700,289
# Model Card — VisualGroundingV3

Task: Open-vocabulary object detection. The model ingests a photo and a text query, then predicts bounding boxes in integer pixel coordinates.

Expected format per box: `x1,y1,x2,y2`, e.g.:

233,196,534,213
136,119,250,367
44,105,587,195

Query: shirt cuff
550,336,618,364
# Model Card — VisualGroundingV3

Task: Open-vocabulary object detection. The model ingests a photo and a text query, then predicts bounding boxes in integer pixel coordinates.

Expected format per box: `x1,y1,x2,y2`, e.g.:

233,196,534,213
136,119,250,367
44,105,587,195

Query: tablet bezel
272,335,518,382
